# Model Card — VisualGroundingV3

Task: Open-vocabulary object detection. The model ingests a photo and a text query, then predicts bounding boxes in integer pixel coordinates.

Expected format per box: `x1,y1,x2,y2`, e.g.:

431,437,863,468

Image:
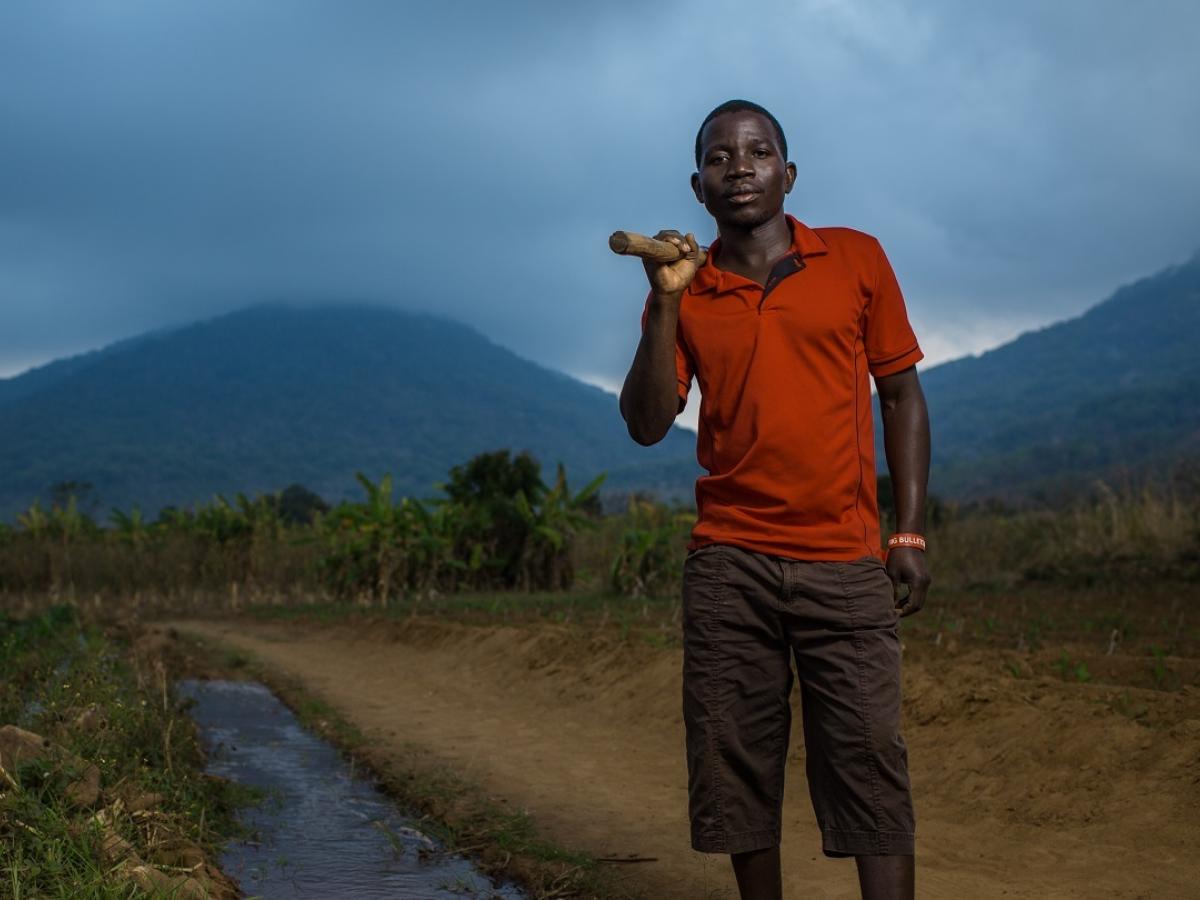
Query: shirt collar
691,214,828,295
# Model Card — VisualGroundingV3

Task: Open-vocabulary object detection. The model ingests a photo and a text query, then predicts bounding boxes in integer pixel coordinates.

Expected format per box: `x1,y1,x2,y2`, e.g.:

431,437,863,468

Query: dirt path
172,619,1199,899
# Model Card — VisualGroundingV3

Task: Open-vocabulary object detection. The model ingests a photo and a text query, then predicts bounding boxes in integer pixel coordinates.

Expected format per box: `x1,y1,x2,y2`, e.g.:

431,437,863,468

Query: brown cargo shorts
681,543,914,858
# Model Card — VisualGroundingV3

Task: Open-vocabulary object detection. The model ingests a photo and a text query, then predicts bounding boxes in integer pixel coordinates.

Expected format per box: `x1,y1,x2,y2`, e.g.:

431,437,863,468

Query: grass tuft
0,608,252,899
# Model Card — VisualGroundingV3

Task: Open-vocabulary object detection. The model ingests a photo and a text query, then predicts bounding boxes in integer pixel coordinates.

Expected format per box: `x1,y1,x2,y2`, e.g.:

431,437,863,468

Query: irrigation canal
179,679,525,899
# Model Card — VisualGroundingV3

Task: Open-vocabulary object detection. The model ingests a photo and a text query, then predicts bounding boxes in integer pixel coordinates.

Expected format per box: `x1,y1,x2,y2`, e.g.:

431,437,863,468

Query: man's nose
726,153,755,178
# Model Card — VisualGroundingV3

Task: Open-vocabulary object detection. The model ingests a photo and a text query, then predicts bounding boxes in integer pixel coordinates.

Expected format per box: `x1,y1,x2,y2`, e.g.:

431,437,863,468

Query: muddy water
179,679,525,899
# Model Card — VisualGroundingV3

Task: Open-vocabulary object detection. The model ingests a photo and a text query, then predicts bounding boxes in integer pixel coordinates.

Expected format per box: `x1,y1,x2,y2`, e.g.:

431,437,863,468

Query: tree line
1,452,1197,607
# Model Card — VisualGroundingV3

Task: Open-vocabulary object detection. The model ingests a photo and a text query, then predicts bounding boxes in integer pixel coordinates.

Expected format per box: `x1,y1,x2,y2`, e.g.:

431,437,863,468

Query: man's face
691,110,796,230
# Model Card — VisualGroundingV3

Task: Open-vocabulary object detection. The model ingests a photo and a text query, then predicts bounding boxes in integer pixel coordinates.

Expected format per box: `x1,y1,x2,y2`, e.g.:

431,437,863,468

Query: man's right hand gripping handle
620,231,701,446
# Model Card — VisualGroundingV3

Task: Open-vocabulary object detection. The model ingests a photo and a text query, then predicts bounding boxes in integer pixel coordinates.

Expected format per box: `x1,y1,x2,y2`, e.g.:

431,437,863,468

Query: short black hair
695,100,788,168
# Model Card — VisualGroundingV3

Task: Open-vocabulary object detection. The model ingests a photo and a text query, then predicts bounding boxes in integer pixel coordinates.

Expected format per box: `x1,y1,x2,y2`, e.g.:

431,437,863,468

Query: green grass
0,607,253,899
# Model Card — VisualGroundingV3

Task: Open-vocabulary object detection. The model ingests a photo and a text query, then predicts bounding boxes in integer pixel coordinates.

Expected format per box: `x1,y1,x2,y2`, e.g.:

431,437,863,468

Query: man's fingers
886,550,930,619
650,230,693,261
893,581,911,609
898,578,930,618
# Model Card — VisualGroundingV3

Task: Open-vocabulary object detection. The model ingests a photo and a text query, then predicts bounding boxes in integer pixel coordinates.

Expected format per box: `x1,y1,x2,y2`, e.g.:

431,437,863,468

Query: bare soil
170,618,1199,900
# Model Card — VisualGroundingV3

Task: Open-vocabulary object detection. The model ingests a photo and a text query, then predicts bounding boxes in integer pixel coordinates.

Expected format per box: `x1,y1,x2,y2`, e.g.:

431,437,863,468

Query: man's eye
753,148,770,157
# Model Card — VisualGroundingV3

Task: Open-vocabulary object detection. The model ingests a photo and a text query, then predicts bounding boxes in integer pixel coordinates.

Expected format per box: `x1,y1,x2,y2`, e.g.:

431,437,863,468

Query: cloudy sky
3,1,1198,430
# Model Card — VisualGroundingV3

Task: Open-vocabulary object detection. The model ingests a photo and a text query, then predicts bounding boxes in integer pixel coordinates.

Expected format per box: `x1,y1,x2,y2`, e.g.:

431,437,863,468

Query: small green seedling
1052,652,1091,683
1148,645,1176,690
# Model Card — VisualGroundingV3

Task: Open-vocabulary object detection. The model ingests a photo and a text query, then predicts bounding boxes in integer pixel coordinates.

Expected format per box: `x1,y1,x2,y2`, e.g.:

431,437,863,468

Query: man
619,99,931,900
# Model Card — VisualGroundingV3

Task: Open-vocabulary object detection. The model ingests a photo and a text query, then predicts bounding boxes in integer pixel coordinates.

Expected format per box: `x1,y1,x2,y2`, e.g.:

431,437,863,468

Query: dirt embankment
171,618,1200,900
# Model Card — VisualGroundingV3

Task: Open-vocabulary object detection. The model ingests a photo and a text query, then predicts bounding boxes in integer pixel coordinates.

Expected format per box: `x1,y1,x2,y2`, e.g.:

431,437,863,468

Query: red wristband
887,533,926,551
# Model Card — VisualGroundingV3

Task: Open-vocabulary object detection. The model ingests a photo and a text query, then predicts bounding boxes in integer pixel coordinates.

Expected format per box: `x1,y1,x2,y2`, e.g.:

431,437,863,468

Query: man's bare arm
619,231,700,445
875,365,932,616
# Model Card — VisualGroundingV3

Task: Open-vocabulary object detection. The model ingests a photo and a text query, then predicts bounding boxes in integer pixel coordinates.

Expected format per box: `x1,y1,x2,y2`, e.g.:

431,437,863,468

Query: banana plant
513,464,605,590
17,502,49,539
610,496,693,598
109,507,150,549
235,491,284,583
318,473,414,605
193,496,251,546
402,498,458,593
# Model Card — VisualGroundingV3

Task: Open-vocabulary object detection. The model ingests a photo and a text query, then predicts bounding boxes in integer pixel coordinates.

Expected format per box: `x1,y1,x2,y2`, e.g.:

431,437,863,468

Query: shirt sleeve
864,239,924,377
640,291,694,413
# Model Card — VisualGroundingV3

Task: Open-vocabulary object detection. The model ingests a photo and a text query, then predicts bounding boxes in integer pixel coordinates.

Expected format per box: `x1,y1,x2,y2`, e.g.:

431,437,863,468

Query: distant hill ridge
1,250,1197,519
909,249,1200,498
0,304,700,519
0,331,158,408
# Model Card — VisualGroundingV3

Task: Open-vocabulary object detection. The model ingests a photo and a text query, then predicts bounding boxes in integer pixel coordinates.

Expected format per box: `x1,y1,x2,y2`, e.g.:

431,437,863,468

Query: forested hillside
0,305,699,518
913,251,1200,499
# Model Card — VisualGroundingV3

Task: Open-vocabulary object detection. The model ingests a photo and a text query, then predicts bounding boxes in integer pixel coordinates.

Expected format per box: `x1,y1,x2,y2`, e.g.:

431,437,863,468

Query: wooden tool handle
609,231,708,266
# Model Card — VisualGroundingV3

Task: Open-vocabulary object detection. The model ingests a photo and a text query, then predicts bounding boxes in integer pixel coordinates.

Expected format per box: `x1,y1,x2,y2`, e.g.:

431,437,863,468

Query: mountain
909,250,1200,500
0,304,700,519
3,251,1195,520
0,332,156,408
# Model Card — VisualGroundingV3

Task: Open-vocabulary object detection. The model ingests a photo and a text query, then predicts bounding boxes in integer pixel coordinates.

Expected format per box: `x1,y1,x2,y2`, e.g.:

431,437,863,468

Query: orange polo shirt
640,215,923,561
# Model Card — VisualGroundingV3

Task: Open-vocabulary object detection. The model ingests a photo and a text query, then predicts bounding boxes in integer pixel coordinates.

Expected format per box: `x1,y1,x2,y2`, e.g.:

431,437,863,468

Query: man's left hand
886,547,931,617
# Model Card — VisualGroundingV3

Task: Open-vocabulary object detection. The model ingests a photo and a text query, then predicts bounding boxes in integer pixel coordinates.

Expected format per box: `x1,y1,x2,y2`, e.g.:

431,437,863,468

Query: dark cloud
2,0,1198,400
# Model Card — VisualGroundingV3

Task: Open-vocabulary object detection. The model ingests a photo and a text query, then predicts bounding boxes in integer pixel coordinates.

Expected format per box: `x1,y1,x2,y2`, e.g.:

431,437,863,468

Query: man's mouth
725,187,761,204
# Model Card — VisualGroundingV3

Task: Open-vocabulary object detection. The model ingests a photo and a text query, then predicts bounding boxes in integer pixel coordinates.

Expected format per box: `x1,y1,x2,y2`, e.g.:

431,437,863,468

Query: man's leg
732,847,782,900
856,854,914,900
680,545,793,890
784,556,916,897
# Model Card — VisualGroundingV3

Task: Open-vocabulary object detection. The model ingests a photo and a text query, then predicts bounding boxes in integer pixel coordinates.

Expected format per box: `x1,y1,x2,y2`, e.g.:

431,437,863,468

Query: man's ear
784,161,797,194
691,172,704,203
